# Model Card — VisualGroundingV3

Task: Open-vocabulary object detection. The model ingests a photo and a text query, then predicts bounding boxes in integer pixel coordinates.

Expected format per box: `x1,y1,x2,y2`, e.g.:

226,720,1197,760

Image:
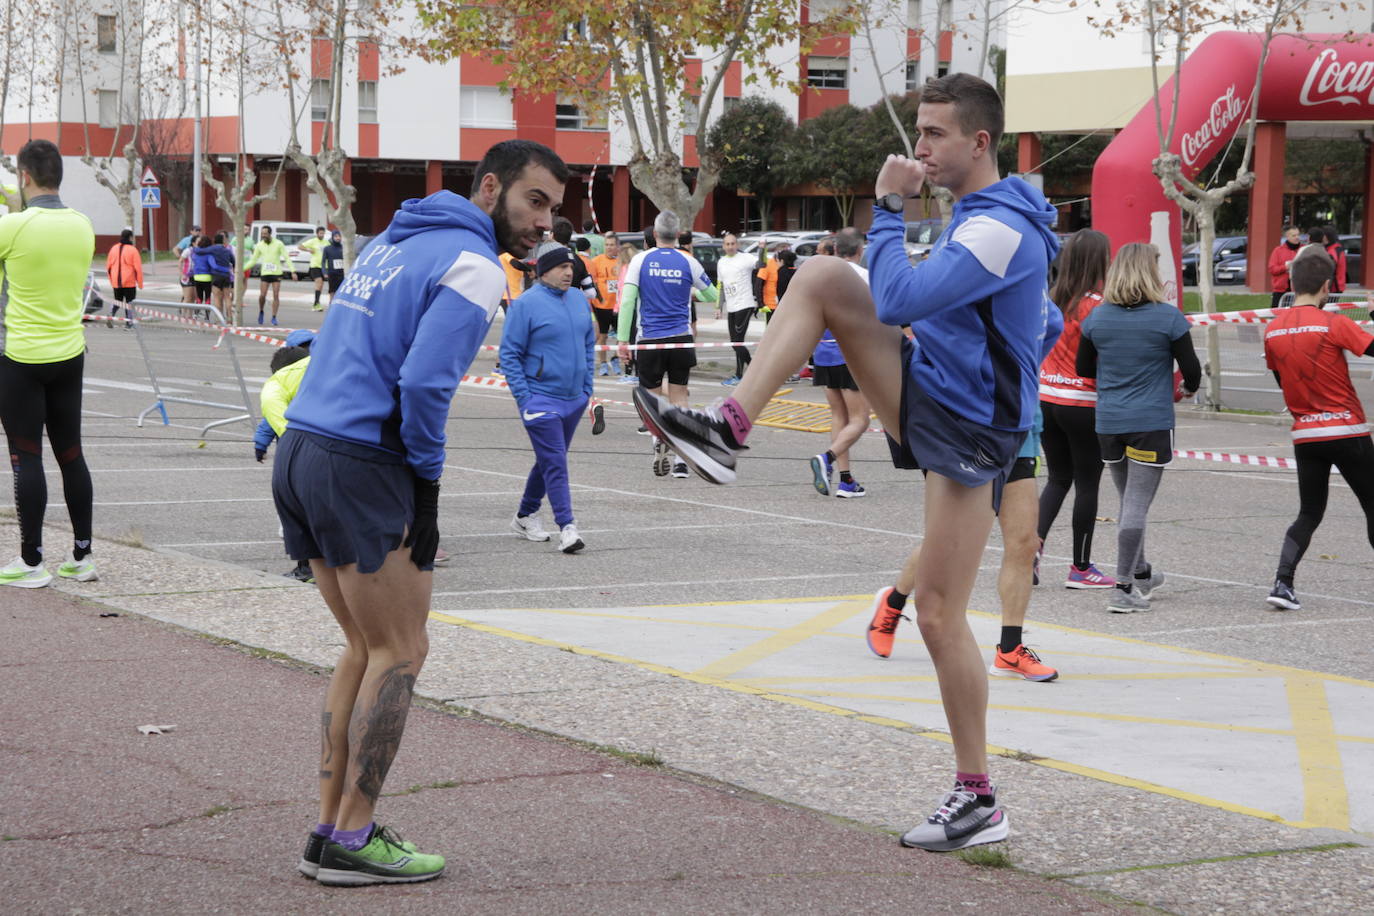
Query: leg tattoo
351,662,416,804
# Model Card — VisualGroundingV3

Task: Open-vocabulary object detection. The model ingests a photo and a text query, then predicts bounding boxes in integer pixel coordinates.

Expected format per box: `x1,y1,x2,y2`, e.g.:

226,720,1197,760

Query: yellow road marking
734,670,1262,686
690,599,872,679
1285,677,1351,830
426,610,1305,827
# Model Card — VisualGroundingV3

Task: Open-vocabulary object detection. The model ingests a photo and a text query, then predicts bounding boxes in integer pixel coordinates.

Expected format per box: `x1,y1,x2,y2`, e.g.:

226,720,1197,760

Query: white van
248,221,319,276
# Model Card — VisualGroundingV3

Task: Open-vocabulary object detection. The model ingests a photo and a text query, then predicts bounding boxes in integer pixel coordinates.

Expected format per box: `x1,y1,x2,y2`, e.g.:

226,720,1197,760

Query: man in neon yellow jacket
300,226,328,312
244,226,295,326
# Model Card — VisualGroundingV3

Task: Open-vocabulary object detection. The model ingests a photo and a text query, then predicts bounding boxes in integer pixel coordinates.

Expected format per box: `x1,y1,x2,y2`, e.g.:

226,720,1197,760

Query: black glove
254,447,266,463
404,476,441,569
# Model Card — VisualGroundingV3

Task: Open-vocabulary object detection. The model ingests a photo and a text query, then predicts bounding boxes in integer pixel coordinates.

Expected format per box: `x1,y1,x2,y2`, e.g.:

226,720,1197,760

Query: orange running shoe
990,644,1058,682
866,587,909,659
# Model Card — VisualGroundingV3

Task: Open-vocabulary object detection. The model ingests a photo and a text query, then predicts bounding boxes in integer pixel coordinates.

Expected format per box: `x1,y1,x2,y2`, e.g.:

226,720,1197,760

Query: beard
491,190,530,258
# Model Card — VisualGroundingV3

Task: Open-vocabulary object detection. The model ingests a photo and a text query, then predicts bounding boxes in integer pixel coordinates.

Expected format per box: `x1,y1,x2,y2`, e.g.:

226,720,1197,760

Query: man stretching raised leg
635,73,1061,851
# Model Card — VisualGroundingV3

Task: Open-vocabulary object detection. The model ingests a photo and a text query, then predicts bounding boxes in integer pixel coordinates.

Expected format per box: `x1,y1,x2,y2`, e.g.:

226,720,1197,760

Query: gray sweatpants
1109,459,1165,586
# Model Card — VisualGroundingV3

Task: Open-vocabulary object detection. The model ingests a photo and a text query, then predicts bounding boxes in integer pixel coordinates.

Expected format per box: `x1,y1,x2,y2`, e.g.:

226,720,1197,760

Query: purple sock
331,822,374,851
719,397,752,444
314,822,335,838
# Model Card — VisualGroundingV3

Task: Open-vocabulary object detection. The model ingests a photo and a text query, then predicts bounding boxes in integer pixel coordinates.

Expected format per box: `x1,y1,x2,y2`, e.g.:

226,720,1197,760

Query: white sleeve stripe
439,250,506,320
950,214,1022,280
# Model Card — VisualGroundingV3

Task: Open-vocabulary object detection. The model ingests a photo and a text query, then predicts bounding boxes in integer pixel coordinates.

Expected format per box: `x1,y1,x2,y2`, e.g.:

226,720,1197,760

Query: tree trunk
1193,202,1224,410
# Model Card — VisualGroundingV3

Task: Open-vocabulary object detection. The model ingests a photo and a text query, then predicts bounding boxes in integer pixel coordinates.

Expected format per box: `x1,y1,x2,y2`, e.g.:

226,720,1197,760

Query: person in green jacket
300,225,328,312
245,226,295,326
0,140,99,588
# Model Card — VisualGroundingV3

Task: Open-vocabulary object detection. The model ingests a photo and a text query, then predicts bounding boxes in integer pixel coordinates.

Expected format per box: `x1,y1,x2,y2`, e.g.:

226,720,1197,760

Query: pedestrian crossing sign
140,186,161,208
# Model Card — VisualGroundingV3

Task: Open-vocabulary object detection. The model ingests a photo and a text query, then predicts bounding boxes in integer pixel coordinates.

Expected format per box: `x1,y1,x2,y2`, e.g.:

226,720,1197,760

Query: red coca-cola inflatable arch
1091,31,1374,300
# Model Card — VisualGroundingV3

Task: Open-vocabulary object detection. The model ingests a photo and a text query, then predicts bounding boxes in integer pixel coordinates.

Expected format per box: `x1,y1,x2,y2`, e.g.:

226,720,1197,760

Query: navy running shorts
272,429,421,573
885,338,1024,510
1098,429,1174,466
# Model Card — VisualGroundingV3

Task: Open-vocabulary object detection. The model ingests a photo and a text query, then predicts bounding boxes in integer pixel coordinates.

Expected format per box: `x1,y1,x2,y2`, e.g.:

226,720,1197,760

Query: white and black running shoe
633,387,743,485
1266,579,1301,610
900,787,1008,852
652,436,672,477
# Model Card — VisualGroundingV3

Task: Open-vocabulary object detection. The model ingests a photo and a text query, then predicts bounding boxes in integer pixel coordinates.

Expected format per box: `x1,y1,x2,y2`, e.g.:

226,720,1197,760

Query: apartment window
563,16,591,42
806,56,848,90
907,0,922,28
905,61,920,93
723,96,740,113
459,86,514,128
936,62,950,78
809,0,845,16
938,0,953,31
310,78,331,121
358,81,378,124
96,14,116,52
555,97,605,130
97,90,119,128
682,96,700,135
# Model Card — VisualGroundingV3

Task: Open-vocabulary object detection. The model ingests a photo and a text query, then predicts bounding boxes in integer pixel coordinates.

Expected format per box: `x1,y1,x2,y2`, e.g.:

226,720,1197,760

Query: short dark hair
270,345,310,374
574,236,590,252
1291,250,1334,296
921,73,1004,149
198,235,212,248
1306,226,1326,246
551,217,574,244
214,231,226,244
119,228,134,244
471,139,569,196
835,227,863,259
17,139,62,188
777,249,797,267
678,230,693,249
582,218,596,232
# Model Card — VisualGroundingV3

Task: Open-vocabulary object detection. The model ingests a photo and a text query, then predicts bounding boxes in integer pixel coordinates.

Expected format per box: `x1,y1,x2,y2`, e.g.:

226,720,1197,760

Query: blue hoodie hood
955,177,1060,265
383,190,498,247
285,190,509,479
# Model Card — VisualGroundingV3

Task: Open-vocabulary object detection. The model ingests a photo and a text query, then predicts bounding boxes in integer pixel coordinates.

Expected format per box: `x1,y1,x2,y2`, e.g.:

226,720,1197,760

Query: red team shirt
1264,305,1374,442
1039,292,1103,406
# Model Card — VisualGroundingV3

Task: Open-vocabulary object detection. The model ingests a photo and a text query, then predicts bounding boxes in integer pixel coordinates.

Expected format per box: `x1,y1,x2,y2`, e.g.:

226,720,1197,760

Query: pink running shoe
1065,564,1116,589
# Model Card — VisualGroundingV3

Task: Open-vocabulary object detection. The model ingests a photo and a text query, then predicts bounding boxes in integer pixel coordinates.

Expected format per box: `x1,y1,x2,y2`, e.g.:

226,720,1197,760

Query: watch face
882,193,903,212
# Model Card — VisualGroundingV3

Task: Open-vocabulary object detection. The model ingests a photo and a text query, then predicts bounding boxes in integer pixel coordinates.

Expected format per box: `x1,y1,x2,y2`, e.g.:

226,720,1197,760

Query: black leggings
1037,401,1104,568
1277,435,1374,583
0,353,94,565
727,307,754,378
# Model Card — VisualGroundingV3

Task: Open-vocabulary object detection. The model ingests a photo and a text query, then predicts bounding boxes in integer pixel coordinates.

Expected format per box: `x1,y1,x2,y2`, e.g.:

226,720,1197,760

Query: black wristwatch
877,192,905,213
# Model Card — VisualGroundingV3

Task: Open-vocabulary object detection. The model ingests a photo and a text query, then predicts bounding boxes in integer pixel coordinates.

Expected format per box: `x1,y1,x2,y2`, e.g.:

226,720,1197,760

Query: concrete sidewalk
1,585,1120,913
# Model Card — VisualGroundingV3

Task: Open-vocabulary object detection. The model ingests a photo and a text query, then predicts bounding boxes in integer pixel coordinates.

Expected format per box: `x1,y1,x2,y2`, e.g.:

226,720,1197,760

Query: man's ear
475,172,502,208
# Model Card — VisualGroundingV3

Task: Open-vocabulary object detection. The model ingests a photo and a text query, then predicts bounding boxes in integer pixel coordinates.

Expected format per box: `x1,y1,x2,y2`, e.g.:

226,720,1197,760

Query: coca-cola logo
1180,85,1248,167
1299,47,1374,107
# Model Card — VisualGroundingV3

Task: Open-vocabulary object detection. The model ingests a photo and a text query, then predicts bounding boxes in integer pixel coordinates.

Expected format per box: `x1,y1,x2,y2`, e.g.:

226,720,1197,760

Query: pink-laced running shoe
1065,564,1116,589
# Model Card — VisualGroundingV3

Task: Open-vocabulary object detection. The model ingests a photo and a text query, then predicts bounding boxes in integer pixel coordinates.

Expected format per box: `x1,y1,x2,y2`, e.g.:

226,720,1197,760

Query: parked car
247,220,317,276
690,238,722,284
1213,252,1249,285
1181,235,1247,286
904,219,947,262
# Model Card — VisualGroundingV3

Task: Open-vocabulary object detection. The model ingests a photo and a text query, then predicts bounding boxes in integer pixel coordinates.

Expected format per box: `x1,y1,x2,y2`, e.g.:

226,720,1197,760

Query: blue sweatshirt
285,191,507,480
499,280,595,406
867,177,1063,431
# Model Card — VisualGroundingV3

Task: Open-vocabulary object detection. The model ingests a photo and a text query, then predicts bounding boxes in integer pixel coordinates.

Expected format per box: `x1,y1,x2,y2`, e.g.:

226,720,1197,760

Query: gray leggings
1109,459,1165,583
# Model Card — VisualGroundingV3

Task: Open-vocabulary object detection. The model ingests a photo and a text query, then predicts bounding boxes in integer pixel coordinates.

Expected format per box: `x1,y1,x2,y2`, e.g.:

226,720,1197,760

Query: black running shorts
272,429,423,573
1098,429,1174,466
635,334,696,389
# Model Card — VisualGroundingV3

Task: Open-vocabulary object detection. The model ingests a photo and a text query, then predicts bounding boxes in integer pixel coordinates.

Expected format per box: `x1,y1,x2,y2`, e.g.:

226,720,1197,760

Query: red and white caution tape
1187,301,1369,327
1171,449,1295,469
87,304,292,349
472,339,758,353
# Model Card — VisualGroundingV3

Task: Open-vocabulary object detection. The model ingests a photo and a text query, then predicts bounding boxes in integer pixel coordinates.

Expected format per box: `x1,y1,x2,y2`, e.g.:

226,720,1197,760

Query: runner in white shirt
717,232,758,386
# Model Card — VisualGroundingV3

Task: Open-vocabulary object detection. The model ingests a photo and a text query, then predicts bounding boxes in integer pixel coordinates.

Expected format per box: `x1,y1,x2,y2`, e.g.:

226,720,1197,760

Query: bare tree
199,0,286,324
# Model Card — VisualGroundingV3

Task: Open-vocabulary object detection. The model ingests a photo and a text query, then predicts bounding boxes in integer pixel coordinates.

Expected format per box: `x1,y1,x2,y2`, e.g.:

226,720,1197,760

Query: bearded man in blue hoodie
634,73,1062,853
501,247,596,554
272,139,567,886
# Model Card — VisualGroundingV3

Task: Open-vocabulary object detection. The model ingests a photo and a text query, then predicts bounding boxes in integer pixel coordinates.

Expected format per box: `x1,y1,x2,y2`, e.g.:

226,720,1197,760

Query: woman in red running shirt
1036,229,1115,589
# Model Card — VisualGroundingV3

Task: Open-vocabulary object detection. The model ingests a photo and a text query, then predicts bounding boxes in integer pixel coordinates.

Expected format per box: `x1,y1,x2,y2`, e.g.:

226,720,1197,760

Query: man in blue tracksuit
271,140,568,886
501,247,595,554
631,74,1060,852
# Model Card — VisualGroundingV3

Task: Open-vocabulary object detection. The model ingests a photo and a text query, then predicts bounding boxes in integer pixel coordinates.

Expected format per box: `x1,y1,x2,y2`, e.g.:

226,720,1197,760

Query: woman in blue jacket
500,247,596,554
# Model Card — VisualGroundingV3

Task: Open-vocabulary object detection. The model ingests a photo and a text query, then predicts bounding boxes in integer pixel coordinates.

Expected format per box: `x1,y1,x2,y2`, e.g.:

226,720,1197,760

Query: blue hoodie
499,280,595,406
867,177,1063,431
284,191,507,480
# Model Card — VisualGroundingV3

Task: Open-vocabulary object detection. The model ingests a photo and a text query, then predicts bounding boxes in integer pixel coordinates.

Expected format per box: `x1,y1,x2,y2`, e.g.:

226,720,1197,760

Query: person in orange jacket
104,228,143,328
1267,226,1301,309
756,242,789,322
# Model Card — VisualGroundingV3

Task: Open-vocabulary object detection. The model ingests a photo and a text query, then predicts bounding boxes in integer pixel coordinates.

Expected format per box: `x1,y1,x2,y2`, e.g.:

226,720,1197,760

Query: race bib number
607,279,618,293
330,258,343,270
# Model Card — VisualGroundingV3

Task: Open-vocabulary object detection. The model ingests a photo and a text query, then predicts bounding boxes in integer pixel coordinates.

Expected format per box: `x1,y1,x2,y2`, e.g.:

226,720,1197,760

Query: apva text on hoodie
285,190,508,480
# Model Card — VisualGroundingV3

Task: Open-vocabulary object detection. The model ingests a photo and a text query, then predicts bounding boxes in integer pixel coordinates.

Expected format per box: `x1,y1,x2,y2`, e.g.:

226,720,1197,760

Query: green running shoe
315,825,444,886
0,556,52,589
57,552,98,582
299,828,419,879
